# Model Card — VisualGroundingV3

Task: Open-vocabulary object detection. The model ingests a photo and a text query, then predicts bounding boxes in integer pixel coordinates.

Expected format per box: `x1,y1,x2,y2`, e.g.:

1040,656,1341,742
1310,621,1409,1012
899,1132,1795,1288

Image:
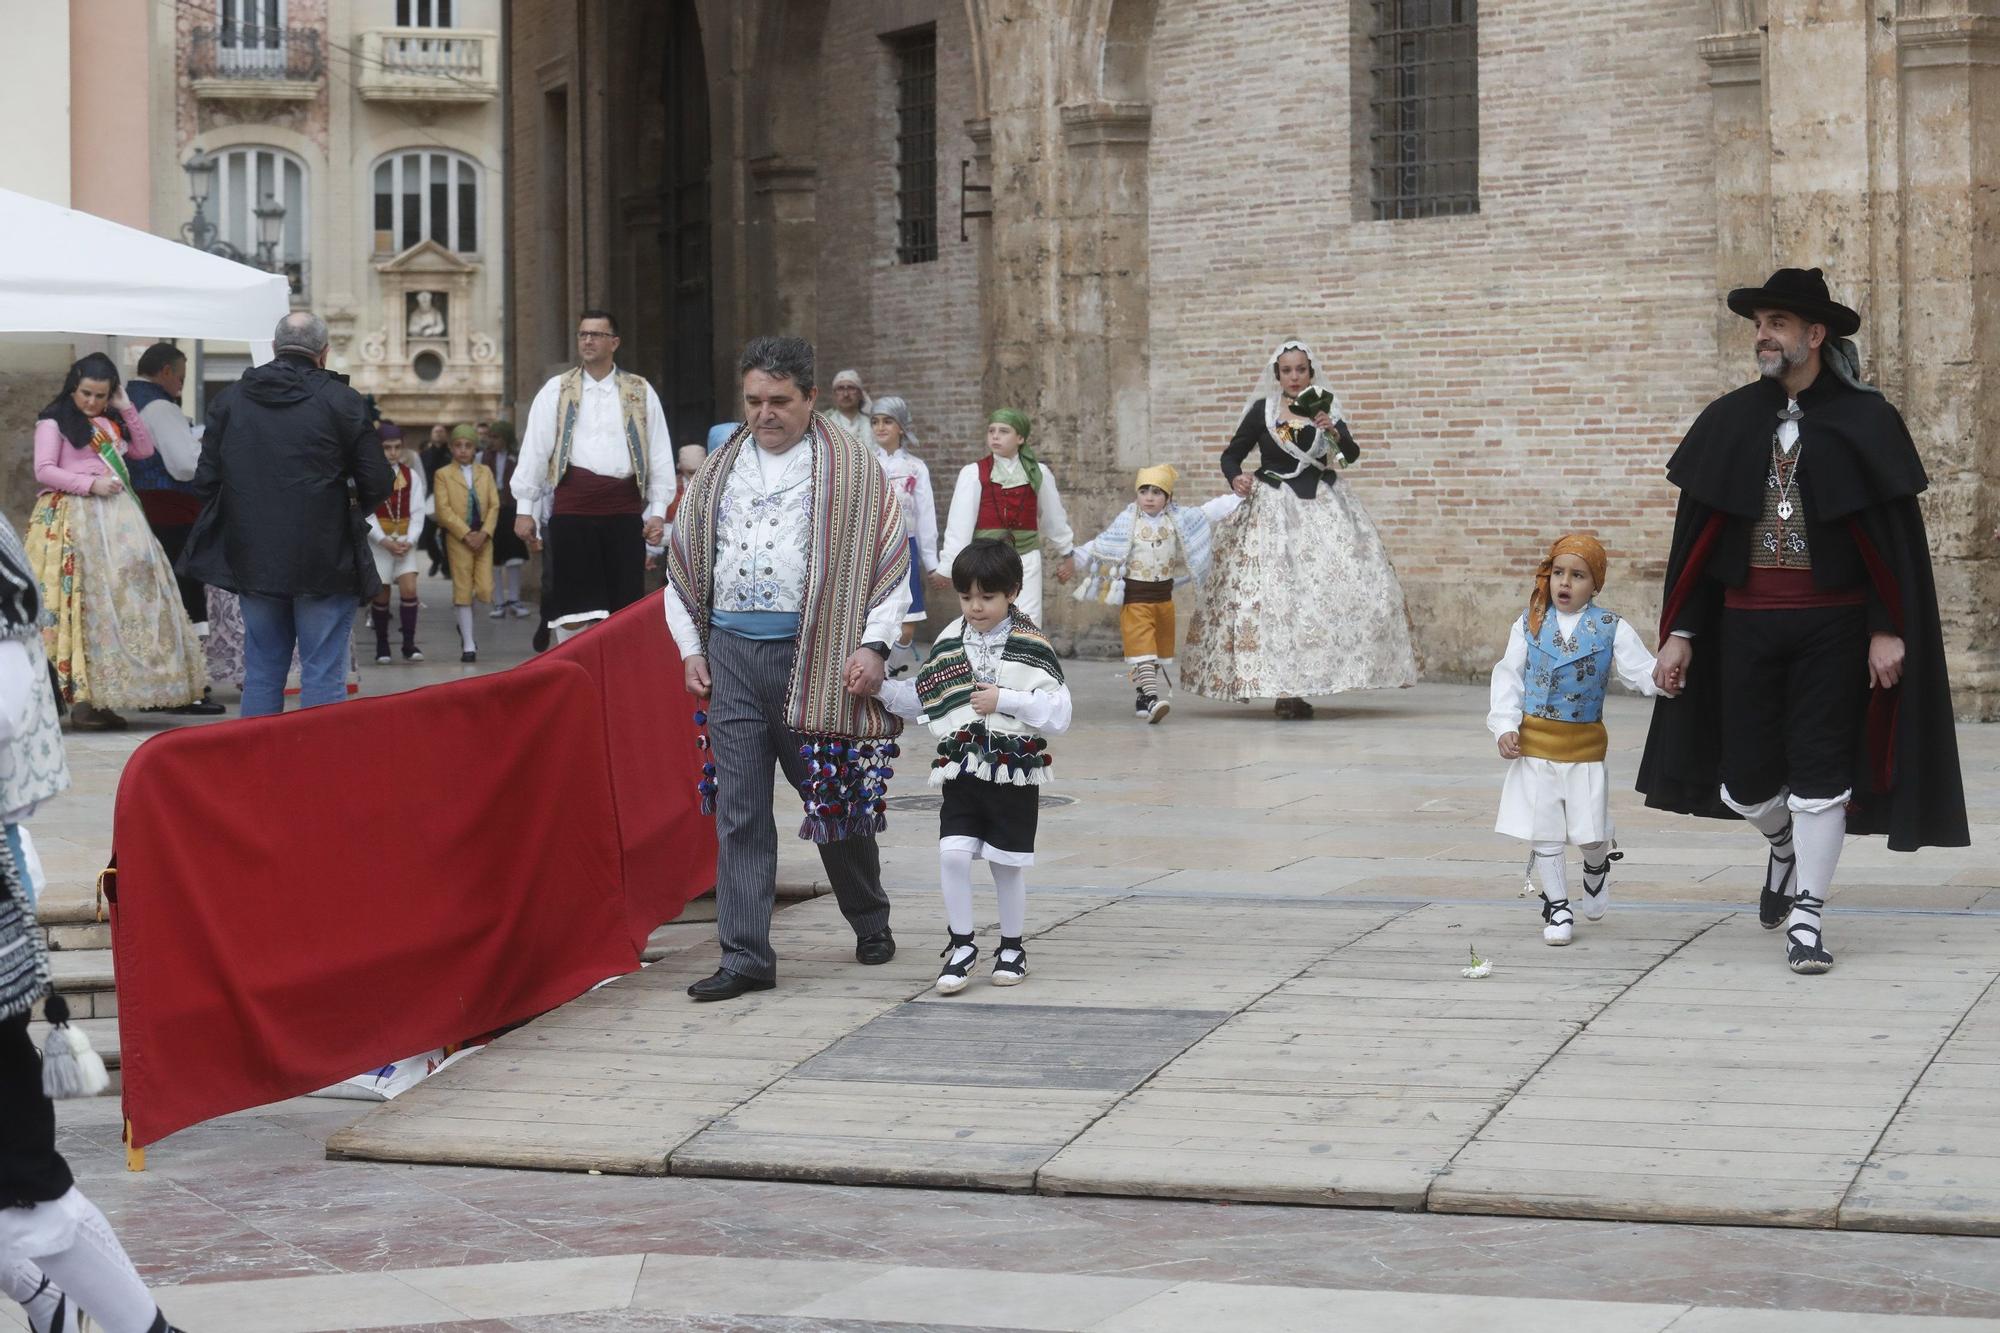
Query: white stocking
1723,786,1796,897
12,1191,160,1333
1788,792,1848,908
454,605,475,651
1531,841,1568,903
500,564,521,605
1,1259,64,1333
990,863,1027,938
939,847,976,935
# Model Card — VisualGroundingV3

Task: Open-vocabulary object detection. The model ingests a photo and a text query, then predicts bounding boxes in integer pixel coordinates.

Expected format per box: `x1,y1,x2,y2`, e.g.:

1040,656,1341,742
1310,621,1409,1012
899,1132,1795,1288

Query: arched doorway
606,0,713,446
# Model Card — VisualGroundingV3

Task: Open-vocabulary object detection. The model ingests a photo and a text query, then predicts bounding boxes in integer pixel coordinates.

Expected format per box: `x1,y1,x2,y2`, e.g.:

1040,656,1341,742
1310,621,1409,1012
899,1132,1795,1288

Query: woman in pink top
24,354,205,728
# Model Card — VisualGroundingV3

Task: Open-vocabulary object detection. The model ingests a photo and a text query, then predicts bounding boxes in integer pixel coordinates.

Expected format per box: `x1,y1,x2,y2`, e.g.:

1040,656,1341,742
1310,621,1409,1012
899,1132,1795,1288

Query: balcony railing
357,28,499,103
188,26,323,96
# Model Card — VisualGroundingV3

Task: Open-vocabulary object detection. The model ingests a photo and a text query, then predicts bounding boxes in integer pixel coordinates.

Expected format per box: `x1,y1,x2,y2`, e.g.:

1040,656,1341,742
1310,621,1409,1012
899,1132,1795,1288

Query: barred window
1368,0,1479,221
890,28,938,265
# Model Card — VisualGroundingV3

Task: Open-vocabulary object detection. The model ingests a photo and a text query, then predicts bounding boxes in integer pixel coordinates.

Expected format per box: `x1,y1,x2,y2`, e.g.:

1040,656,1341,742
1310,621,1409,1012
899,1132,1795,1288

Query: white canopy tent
0,188,290,364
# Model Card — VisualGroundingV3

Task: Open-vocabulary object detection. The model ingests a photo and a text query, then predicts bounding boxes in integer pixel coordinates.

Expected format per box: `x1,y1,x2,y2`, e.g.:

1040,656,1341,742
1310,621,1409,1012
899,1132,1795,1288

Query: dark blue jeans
239,593,357,718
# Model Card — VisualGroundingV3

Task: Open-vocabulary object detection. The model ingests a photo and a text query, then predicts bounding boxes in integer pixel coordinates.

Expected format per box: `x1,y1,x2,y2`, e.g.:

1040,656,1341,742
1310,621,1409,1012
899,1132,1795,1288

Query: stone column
1896,3,2000,718
1763,0,1880,312
1697,7,1771,387
1053,101,1153,656
745,157,818,341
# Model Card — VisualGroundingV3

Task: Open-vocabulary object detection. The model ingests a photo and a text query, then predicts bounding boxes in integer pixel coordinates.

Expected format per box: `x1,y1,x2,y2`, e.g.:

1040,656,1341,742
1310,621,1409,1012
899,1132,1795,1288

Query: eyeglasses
576,331,615,342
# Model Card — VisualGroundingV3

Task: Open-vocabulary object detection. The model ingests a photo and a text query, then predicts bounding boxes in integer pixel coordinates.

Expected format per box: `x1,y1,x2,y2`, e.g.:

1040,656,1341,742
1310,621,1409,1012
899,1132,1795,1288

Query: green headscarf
987,408,1041,490
485,419,518,450
450,423,478,442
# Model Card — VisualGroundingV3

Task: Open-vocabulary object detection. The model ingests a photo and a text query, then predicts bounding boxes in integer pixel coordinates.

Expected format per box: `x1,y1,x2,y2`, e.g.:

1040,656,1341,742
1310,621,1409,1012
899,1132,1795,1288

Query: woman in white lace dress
1181,340,1418,718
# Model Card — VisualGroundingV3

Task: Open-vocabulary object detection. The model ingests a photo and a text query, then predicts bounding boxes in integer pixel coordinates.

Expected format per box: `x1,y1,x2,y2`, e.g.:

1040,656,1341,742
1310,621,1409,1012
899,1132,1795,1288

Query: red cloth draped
111,593,716,1148
542,590,718,949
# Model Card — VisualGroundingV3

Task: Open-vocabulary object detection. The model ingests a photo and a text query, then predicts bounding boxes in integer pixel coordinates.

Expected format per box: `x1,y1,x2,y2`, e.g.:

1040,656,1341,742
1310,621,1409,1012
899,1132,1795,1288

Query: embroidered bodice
1520,606,1618,725
712,441,816,613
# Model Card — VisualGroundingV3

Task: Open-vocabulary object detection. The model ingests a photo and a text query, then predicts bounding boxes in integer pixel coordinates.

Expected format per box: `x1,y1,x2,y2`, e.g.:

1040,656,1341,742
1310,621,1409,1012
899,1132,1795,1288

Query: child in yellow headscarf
1065,463,1240,724
1487,534,1671,945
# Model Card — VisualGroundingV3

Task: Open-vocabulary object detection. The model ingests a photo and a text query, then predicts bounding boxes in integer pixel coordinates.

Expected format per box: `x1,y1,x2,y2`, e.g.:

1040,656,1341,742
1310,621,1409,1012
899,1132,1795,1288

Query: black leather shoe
166,698,228,715
687,967,775,1001
855,929,896,965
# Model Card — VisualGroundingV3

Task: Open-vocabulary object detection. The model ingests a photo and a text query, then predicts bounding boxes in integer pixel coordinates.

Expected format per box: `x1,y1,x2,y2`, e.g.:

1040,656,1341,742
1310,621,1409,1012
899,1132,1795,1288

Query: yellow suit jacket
432,462,500,542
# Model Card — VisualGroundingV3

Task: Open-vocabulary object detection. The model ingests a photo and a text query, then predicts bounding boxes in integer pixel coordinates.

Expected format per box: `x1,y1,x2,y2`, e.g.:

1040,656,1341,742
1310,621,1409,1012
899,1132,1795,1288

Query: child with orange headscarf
1487,534,1672,945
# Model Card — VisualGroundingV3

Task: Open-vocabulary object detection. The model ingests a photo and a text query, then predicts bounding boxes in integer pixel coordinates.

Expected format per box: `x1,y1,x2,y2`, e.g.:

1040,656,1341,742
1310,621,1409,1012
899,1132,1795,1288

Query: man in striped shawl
665,337,913,1001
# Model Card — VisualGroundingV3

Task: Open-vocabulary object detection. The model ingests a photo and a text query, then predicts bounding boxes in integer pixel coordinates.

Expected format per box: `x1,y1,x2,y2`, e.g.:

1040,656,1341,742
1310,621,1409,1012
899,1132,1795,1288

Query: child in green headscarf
937,409,1075,626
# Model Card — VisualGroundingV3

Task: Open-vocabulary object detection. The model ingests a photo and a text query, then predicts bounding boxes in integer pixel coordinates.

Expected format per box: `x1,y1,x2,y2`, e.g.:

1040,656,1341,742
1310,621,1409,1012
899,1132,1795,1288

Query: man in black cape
1638,267,1968,976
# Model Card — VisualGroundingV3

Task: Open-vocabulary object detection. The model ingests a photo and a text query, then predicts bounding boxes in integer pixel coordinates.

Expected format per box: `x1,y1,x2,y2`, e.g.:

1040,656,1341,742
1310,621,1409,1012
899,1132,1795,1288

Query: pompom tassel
41,996,109,1099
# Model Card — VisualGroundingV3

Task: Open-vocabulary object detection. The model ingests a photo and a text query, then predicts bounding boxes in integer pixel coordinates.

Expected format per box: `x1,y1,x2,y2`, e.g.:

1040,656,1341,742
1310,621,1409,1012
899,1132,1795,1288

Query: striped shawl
914,612,1065,787
666,416,909,740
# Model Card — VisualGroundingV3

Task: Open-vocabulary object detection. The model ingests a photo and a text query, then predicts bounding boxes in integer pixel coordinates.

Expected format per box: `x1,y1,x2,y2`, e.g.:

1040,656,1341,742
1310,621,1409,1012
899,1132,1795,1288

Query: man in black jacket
180,312,392,718
1637,268,1968,976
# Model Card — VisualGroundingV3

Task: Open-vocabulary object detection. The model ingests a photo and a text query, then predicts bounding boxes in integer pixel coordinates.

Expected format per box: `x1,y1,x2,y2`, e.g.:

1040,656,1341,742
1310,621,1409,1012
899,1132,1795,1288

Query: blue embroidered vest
1521,605,1617,725
123,379,197,497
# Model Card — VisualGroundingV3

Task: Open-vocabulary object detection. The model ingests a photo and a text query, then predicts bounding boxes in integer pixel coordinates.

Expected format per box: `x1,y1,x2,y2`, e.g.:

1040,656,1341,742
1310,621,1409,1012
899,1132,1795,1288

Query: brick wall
813,0,986,486
1143,0,1721,676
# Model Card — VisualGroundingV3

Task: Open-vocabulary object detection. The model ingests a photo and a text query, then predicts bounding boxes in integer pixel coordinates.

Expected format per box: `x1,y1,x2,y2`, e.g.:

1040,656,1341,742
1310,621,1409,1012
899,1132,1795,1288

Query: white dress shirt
664,437,912,658
513,365,676,519
1487,609,1662,740
875,621,1075,733
136,395,202,482
939,460,1075,569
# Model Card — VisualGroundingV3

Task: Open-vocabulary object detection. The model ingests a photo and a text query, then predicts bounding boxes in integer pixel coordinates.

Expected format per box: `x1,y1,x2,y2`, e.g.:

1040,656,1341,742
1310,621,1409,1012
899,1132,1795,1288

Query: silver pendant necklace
1775,403,1803,522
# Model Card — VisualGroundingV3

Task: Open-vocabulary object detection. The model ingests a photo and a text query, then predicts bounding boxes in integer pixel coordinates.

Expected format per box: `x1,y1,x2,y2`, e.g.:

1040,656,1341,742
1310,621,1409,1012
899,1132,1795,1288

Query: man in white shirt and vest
665,336,912,1001
514,309,676,640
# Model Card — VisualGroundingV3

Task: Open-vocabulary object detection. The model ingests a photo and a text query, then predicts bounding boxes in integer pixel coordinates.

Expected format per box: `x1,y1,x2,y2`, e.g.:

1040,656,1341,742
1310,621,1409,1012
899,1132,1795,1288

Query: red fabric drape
542,590,717,950
112,662,635,1147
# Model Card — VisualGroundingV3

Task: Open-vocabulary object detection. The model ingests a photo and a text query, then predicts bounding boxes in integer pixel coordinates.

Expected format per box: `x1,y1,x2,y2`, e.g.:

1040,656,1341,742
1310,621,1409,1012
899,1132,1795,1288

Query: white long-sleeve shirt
136,396,202,482
513,366,676,519
876,445,939,573
662,439,911,658
366,462,429,551
875,647,1074,735
939,460,1075,569
1487,608,1662,741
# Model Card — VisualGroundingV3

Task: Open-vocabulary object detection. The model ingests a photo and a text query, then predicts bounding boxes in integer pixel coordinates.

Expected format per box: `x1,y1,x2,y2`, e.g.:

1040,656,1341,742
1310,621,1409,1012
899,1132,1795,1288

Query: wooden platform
327,894,2000,1234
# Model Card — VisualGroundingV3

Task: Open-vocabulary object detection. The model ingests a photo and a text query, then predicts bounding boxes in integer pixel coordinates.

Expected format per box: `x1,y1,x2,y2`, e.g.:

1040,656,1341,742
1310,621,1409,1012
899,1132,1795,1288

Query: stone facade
505,0,2000,716
165,0,507,430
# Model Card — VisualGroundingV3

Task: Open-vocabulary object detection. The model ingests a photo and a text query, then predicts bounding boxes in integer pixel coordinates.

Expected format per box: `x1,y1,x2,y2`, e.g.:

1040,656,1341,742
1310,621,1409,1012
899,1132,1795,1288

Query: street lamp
253,192,286,270
180,156,219,253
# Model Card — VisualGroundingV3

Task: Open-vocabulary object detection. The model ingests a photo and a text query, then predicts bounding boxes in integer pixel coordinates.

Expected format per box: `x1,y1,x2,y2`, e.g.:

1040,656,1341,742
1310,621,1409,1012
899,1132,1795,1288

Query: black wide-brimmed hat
1727,267,1860,338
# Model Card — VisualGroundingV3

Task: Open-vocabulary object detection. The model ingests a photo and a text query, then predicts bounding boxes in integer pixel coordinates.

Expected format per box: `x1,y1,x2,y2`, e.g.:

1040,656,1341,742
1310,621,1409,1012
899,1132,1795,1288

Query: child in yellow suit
432,424,499,663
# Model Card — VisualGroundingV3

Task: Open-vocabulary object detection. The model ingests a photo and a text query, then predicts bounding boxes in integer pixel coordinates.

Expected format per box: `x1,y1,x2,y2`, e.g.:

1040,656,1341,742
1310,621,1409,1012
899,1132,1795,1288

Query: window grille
1368,0,1479,221
891,29,938,265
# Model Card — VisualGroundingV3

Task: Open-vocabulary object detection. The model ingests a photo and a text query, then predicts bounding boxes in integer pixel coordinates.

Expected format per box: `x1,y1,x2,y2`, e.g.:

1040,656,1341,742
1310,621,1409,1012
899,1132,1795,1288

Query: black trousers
1,1012,72,1208
545,512,645,621
148,521,207,627
1719,604,1869,805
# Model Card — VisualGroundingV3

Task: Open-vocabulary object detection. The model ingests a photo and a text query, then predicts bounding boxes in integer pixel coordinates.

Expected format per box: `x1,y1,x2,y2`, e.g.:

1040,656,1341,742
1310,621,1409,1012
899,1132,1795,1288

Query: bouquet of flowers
1288,387,1336,421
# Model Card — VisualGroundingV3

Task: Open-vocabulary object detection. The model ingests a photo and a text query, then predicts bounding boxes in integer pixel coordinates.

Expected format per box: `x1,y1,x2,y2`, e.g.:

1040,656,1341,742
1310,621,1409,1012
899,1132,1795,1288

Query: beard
1757,341,1809,379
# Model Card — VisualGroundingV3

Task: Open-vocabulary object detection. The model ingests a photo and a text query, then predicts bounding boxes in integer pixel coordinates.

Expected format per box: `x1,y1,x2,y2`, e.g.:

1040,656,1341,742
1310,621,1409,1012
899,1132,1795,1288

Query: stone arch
1056,0,1157,473
1062,0,1156,107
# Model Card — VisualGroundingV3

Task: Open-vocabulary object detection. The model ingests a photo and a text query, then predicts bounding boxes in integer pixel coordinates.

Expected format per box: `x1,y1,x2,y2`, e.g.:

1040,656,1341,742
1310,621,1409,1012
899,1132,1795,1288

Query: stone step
39,949,118,1020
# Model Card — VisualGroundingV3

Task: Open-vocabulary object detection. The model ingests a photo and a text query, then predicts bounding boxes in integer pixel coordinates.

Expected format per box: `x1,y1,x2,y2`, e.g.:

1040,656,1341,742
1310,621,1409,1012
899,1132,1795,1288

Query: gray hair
868,394,919,449
738,336,815,394
273,311,330,356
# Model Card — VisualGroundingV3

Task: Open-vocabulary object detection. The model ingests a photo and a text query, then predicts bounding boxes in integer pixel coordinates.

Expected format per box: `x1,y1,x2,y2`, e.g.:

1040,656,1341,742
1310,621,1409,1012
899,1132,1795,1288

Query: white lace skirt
1182,481,1418,702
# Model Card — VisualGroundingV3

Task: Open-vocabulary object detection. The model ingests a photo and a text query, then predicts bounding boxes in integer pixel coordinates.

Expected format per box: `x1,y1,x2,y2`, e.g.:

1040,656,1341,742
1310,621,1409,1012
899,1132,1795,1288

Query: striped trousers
707,631,892,980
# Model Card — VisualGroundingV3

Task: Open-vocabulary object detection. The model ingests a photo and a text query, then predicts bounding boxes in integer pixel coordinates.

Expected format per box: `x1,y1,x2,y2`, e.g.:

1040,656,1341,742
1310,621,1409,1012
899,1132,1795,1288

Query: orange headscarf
1526,533,1609,637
